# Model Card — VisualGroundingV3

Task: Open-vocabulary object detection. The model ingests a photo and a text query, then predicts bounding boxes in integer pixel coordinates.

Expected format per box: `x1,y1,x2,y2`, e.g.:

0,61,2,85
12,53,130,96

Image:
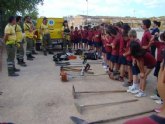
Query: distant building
65,15,165,30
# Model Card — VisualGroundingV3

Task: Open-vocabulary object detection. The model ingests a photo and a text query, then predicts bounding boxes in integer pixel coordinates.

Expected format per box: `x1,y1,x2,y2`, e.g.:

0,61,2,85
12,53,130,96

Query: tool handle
85,99,138,108
78,90,126,94
89,109,154,124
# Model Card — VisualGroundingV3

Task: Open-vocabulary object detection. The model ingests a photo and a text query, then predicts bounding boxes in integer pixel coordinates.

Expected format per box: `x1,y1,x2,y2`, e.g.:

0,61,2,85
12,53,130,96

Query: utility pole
86,0,88,25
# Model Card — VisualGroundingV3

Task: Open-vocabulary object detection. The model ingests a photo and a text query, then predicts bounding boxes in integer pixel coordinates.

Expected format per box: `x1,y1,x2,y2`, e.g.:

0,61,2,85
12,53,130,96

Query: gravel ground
0,32,159,124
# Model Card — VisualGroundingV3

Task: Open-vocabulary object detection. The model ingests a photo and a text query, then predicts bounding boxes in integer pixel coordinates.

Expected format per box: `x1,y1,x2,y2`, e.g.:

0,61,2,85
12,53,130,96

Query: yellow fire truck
35,17,64,50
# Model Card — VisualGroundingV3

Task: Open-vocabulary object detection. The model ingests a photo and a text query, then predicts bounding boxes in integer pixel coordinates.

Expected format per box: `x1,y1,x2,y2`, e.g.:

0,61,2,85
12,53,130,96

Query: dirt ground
0,32,159,124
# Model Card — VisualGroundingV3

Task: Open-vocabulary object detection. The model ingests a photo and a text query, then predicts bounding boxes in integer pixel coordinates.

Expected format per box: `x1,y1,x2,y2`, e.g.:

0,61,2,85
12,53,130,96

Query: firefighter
23,16,35,60
40,17,53,55
15,16,27,67
3,16,20,76
62,20,70,52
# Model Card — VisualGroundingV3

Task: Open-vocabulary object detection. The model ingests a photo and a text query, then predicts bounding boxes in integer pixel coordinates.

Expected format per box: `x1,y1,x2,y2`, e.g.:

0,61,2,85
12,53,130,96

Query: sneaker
123,82,132,87
103,65,107,69
135,91,146,97
150,95,161,100
155,99,163,105
154,106,163,113
127,86,137,93
131,89,140,94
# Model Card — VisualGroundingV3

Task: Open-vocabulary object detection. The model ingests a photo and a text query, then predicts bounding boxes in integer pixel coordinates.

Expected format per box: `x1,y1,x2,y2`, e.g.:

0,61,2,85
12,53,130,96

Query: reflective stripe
8,65,13,67
7,62,13,65
6,40,15,45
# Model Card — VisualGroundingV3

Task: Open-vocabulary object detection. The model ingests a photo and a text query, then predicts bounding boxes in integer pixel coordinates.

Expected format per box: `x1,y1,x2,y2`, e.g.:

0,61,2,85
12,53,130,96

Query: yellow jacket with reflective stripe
14,24,23,42
4,24,16,45
24,22,33,38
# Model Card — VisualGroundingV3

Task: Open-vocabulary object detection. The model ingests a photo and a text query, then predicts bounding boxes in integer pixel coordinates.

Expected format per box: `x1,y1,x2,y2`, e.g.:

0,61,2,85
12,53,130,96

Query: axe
72,85,126,99
70,109,154,124
75,99,138,114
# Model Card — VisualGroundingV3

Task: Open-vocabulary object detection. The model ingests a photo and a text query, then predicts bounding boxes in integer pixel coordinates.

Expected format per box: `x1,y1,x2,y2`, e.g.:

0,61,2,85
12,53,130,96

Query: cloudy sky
37,0,165,18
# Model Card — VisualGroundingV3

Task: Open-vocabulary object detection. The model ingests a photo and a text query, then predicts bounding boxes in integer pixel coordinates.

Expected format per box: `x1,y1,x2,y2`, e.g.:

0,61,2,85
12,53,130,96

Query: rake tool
72,85,126,99
74,99,138,114
70,109,154,124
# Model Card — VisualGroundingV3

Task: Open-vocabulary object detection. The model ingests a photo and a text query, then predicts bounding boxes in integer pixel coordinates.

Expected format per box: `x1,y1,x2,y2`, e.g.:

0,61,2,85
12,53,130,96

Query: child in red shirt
87,27,94,50
78,26,83,49
105,33,113,72
82,26,88,50
150,32,165,103
141,19,152,52
124,30,140,94
118,24,131,82
73,27,79,50
130,41,156,97
93,26,102,58
106,26,120,79
125,50,165,124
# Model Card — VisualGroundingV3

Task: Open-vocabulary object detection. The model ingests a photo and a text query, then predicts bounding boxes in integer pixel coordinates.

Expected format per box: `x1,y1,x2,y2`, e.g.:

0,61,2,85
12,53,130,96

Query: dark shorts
94,42,102,48
147,65,156,69
127,61,132,66
154,61,161,77
88,40,93,46
78,38,82,43
106,53,111,60
110,55,118,63
132,64,140,75
102,47,106,53
118,56,127,65
82,39,87,43
73,40,79,44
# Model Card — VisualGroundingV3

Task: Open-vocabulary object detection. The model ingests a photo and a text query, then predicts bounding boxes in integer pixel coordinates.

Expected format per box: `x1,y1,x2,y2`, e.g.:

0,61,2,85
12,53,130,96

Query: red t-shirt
124,117,158,124
101,35,106,48
78,30,82,39
141,30,152,51
105,35,112,53
125,39,141,62
119,37,127,56
70,30,75,41
82,29,88,39
125,115,165,124
136,52,156,68
93,30,101,42
125,40,132,62
74,30,79,40
87,30,94,41
111,34,121,56
152,42,165,62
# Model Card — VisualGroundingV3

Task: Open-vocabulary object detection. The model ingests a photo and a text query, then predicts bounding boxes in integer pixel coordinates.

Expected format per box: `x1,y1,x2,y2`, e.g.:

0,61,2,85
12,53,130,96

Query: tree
0,0,43,36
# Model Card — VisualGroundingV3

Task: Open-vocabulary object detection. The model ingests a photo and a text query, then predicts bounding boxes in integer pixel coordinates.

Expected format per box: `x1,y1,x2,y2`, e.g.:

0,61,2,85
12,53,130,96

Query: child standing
141,19,152,52
150,32,165,104
125,30,140,93
73,27,79,50
107,26,120,79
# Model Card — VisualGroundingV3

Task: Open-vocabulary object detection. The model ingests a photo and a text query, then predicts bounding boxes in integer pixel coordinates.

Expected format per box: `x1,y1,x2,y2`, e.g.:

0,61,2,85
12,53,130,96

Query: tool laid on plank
72,85,126,99
75,99,138,114
70,109,154,124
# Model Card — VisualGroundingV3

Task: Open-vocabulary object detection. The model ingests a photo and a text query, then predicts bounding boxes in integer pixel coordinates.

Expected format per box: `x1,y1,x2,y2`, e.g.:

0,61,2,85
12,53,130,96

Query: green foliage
0,0,43,36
